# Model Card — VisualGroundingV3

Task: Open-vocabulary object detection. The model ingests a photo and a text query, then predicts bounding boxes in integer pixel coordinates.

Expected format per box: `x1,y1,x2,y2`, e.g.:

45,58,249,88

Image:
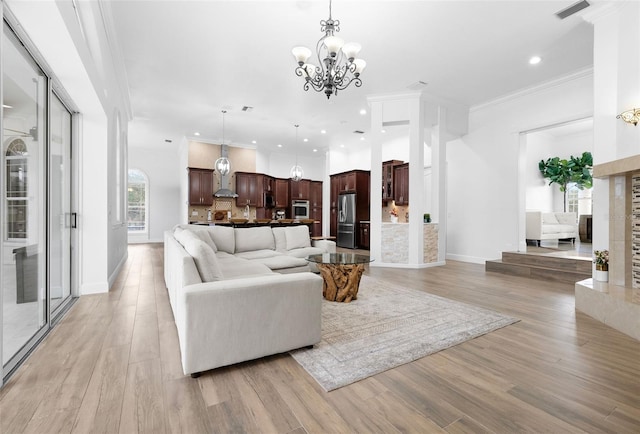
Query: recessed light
321,130,326,134
381,129,386,133
529,56,542,65
313,149,318,152
340,144,345,148
303,138,309,142
360,137,365,141
359,109,367,115
277,144,282,148
252,140,257,144
194,132,200,136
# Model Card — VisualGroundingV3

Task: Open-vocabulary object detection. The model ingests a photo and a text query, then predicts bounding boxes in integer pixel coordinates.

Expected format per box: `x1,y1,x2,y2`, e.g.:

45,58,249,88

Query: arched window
127,169,148,233
5,138,29,239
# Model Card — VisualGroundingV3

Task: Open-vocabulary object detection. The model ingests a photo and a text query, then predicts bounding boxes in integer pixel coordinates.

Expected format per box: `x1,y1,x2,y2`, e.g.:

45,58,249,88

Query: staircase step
486,259,591,283
501,251,592,274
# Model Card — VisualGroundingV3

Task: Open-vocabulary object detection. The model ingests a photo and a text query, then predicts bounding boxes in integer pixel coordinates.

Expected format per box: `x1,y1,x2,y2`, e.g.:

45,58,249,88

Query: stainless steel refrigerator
337,193,356,248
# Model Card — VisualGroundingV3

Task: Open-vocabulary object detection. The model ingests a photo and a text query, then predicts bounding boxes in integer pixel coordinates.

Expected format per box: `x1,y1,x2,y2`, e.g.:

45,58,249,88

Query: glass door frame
1,10,79,385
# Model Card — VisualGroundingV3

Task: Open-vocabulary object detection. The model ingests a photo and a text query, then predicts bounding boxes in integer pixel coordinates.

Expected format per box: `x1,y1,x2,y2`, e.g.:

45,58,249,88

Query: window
5,139,28,239
127,169,147,232
567,182,592,215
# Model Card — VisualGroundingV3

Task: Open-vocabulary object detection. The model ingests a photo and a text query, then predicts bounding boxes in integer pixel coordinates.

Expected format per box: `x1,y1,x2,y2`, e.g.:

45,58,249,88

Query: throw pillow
181,237,223,282
272,227,287,252
285,225,311,251
188,227,218,252
208,225,235,254
174,228,200,247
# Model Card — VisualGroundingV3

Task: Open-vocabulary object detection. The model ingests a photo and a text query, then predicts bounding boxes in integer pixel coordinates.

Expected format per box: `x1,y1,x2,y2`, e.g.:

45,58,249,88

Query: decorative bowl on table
229,218,249,224
254,219,272,224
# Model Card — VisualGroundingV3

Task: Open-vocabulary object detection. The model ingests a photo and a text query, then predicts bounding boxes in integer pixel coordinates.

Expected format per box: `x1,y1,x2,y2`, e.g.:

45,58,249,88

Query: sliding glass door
2,22,48,372
49,94,73,315
2,20,76,379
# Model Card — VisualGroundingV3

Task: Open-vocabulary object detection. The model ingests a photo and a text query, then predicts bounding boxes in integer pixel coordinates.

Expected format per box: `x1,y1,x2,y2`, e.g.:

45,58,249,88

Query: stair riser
501,252,592,273
486,260,590,283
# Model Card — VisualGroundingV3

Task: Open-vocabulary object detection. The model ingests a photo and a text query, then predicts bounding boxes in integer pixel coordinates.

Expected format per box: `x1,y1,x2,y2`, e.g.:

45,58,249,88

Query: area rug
290,275,519,391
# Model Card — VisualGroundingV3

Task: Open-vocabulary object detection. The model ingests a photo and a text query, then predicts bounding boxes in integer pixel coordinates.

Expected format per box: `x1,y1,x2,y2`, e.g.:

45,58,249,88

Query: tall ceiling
108,0,594,156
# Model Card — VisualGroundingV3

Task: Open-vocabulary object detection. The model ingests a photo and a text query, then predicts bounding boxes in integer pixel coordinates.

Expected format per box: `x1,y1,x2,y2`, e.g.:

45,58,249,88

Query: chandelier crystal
214,110,230,175
292,0,365,99
290,124,304,182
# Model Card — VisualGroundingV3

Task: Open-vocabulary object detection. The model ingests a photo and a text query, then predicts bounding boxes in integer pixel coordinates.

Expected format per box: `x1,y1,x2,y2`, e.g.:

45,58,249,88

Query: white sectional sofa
164,224,335,377
526,211,578,246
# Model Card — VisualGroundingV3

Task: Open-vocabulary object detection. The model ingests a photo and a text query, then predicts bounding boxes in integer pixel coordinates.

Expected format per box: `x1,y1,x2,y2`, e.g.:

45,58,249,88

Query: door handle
67,212,78,229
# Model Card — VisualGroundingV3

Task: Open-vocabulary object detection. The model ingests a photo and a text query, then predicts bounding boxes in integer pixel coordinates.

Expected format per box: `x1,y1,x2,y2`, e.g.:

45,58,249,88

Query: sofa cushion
180,226,218,252
180,238,224,282
542,213,559,224
251,255,309,271
220,257,273,279
272,227,288,252
234,226,275,253
286,246,324,259
285,226,311,251
174,227,200,247
543,224,576,234
208,225,235,254
235,249,282,260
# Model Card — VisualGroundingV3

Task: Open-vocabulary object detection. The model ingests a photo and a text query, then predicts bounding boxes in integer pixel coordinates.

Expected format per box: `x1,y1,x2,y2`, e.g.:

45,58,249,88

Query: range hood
213,144,238,198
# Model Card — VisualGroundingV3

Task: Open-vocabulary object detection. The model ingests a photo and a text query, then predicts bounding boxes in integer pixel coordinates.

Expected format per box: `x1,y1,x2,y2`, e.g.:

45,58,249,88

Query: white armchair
526,211,578,246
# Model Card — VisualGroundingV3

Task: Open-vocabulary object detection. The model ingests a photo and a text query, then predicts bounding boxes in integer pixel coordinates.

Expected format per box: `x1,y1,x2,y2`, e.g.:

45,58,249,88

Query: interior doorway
518,117,593,255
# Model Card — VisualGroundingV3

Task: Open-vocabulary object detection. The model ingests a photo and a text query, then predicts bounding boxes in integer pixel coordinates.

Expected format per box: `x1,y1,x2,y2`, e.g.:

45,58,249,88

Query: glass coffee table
306,253,372,303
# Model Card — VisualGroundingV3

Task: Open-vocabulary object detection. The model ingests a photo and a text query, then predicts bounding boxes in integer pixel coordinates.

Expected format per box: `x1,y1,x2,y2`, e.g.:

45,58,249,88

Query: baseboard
108,250,128,288
446,253,487,265
370,261,446,269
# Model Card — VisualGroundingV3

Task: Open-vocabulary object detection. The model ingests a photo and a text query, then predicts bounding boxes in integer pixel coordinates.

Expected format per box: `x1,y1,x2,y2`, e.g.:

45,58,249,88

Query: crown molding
470,67,594,114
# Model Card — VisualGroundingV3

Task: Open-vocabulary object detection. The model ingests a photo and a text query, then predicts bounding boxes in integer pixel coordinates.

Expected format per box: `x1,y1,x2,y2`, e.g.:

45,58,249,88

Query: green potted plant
538,151,593,212
423,213,431,223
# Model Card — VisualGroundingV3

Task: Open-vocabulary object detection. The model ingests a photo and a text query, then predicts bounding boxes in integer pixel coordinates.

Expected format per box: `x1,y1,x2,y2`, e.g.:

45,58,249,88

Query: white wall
447,71,593,263
129,146,181,242
264,152,326,181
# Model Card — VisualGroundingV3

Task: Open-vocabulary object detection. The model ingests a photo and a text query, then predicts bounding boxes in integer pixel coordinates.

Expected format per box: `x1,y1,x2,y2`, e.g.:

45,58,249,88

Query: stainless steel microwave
292,200,309,219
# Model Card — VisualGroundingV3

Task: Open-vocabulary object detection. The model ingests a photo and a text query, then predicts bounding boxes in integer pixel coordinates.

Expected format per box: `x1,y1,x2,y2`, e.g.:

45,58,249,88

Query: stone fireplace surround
574,155,640,341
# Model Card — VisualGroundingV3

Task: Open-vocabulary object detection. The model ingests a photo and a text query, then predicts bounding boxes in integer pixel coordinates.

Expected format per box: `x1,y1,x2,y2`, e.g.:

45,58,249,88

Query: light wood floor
1,243,640,433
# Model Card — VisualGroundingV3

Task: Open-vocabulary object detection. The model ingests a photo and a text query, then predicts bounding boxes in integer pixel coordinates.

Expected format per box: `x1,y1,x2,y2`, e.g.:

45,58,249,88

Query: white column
432,107,447,263
408,96,424,265
369,100,384,264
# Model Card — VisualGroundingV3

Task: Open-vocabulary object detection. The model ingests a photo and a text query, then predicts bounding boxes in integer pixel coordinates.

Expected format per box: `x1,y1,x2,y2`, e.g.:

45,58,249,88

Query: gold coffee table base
317,263,365,303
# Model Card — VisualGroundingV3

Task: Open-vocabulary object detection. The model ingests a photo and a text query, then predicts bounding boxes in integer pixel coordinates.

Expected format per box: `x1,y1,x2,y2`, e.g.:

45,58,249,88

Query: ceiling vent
556,0,590,19
353,130,365,134
241,106,254,112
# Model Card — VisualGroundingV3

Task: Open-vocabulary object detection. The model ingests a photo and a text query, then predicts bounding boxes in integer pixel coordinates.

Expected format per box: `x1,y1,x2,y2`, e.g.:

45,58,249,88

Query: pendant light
214,110,230,176
289,124,304,182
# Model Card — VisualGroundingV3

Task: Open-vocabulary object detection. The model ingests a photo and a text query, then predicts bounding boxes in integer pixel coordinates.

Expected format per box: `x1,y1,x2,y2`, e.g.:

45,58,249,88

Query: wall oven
292,200,310,219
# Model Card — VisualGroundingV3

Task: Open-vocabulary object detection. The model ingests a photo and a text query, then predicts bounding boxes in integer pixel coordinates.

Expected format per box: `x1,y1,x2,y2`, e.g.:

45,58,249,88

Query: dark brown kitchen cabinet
382,160,403,202
330,207,338,237
310,181,322,208
188,168,214,206
359,222,370,250
310,207,323,237
393,163,409,205
338,172,357,192
330,176,339,209
263,175,274,193
275,178,290,209
235,172,260,206
290,179,310,200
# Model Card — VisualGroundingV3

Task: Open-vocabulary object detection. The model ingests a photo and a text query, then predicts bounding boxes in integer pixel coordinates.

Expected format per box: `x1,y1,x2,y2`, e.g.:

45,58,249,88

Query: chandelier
290,125,304,182
617,108,640,126
292,0,365,99
214,110,230,175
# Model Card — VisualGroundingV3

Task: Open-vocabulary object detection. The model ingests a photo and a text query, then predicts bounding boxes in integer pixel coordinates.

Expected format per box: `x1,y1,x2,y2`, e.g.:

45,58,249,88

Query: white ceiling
108,0,595,156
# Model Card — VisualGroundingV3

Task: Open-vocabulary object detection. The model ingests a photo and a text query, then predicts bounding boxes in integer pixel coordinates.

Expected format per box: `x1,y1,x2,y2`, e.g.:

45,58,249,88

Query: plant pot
594,270,608,282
